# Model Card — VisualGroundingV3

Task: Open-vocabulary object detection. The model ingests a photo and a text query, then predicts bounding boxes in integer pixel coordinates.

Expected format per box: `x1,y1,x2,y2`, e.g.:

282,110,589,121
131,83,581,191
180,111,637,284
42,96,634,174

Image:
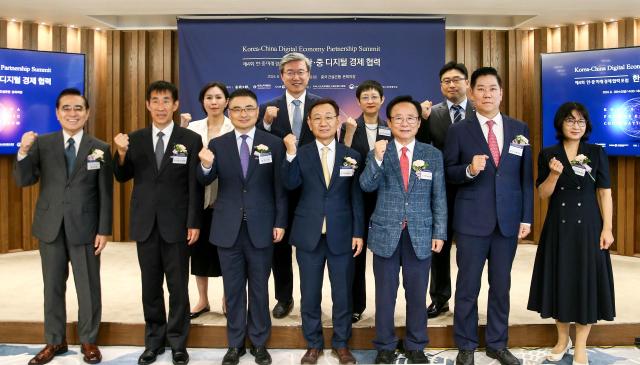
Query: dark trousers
428,238,452,304
351,235,367,314
272,191,297,303
373,228,431,351
297,236,354,349
136,224,190,351
454,229,518,351
40,226,101,344
218,222,273,347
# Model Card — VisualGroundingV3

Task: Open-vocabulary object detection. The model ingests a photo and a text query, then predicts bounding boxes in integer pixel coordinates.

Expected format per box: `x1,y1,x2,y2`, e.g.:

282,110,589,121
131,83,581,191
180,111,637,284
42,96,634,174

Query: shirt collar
476,112,503,127
446,98,468,111
63,129,83,145
315,139,336,153
286,90,306,105
152,122,174,137
394,138,415,154
234,126,256,140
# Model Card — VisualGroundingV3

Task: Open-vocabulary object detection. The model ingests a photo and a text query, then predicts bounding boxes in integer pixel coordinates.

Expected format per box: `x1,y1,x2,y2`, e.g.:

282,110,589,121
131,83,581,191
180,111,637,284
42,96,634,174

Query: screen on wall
541,47,640,156
0,48,85,155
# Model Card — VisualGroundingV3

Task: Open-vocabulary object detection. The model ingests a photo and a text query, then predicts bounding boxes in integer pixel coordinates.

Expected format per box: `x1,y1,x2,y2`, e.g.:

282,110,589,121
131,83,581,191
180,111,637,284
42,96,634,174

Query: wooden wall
1,20,639,256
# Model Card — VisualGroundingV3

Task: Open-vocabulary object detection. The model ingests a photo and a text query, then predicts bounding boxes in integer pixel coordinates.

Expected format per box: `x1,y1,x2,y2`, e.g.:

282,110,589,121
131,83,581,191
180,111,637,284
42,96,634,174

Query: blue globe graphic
621,97,640,138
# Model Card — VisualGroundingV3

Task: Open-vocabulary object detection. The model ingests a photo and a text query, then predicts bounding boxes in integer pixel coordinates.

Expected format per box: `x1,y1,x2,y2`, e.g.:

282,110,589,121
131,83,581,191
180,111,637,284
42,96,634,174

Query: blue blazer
197,129,288,248
359,140,447,260
443,113,533,237
282,142,364,255
257,92,322,147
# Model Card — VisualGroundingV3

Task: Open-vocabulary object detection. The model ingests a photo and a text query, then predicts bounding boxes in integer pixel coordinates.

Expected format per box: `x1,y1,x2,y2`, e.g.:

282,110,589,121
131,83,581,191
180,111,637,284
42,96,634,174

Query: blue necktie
452,104,463,124
65,138,76,175
155,131,165,169
240,135,249,178
291,99,302,139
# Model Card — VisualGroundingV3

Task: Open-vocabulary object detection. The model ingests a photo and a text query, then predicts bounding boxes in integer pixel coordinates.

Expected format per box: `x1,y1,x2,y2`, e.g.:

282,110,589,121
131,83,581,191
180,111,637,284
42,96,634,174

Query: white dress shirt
234,127,256,153
152,122,174,154
263,90,307,131
476,112,504,153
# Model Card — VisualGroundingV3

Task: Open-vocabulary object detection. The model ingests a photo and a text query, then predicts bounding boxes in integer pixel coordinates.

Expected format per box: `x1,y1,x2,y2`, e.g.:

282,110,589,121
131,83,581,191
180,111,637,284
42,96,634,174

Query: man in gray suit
14,88,113,365
417,61,473,319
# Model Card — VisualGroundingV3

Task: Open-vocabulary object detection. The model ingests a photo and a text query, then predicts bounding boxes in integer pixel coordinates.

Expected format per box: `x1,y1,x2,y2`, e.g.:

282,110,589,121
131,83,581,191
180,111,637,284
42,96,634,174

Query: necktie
452,104,463,123
65,138,76,176
291,99,303,140
320,146,330,233
155,131,164,169
486,120,500,167
400,146,409,192
240,135,250,178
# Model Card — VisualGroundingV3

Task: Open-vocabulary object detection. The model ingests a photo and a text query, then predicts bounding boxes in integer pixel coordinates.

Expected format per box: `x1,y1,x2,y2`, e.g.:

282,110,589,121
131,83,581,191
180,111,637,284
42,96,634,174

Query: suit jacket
197,129,288,248
417,99,475,150
257,92,322,147
282,141,364,255
443,113,533,237
359,140,447,260
113,124,203,243
14,131,113,245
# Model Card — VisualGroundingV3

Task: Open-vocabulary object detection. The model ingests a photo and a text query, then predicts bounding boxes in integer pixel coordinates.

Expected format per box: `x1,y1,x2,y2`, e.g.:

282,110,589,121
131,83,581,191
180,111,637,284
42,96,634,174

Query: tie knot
240,134,248,141
452,104,462,112
157,131,164,138
401,146,408,154
67,138,75,146
292,99,301,106
486,119,495,129
322,146,329,152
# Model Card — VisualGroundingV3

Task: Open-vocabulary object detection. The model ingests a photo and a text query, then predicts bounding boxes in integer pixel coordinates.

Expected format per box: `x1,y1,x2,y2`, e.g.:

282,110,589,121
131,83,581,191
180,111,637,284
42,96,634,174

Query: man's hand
374,140,388,161
273,228,285,243
19,131,38,155
187,228,200,245
469,154,489,176
180,113,192,128
599,229,614,250
432,239,444,253
517,224,531,239
344,117,358,134
549,157,563,176
263,106,279,125
283,133,297,155
94,235,108,255
421,100,433,120
352,237,364,257
199,147,215,169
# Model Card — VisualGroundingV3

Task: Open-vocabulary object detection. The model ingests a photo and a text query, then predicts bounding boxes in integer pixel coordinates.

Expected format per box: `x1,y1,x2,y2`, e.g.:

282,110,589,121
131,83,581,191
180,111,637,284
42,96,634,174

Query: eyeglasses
360,95,381,102
283,70,309,78
564,117,586,127
228,106,258,114
310,115,337,124
441,77,466,85
60,105,86,112
390,115,420,125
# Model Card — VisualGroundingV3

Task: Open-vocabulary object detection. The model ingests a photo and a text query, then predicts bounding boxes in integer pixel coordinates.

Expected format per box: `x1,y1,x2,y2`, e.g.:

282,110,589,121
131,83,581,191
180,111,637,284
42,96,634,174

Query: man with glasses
443,67,533,365
258,52,323,319
360,96,447,364
198,89,287,365
417,61,474,319
282,99,364,364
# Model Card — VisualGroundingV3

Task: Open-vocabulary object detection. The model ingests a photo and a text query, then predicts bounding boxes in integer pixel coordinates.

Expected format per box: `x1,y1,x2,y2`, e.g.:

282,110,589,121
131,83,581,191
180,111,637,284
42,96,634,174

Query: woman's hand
599,229,614,250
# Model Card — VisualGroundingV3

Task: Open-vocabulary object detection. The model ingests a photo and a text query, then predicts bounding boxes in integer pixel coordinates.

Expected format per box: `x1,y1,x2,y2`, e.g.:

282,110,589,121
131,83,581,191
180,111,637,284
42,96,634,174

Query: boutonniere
512,135,529,146
412,160,428,172
342,156,358,170
87,148,105,162
570,154,595,181
172,144,187,155
253,144,270,156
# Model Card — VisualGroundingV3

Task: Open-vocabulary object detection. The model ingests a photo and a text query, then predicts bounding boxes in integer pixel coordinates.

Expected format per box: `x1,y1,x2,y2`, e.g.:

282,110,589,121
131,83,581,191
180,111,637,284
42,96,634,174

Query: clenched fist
283,133,297,155
113,133,129,156
374,140,388,162
199,146,215,169
421,100,433,119
344,117,357,134
263,106,279,125
19,131,38,155
549,157,563,176
469,154,489,176
180,113,192,128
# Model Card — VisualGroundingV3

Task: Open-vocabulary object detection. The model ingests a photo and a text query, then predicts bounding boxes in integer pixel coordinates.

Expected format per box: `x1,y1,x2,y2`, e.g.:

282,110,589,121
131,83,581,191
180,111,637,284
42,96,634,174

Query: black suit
257,91,321,303
113,124,203,351
416,99,474,306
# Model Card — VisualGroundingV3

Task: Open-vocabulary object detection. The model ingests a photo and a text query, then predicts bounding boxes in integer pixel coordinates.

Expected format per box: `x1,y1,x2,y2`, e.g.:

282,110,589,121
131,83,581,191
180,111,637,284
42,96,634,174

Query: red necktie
400,146,409,192
486,120,500,167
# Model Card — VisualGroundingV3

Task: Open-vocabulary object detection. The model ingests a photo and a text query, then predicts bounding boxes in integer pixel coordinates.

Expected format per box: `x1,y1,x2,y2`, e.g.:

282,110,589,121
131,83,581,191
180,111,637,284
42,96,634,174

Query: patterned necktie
320,146,330,233
452,104,463,123
240,134,250,178
65,138,76,175
400,146,409,192
486,120,500,167
291,99,303,140
155,131,164,168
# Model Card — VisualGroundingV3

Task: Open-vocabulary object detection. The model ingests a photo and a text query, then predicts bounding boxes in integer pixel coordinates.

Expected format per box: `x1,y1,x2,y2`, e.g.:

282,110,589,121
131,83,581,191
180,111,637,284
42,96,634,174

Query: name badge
87,161,101,170
340,167,354,177
172,156,187,165
572,165,586,176
417,170,433,180
258,153,272,164
378,127,391,137
508,143,523,156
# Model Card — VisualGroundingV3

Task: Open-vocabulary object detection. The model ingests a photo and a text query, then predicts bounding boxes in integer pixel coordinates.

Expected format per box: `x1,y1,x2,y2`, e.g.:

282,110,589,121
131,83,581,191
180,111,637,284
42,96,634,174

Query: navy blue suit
282,141,364,349
443,113,533,351
197,128,287,347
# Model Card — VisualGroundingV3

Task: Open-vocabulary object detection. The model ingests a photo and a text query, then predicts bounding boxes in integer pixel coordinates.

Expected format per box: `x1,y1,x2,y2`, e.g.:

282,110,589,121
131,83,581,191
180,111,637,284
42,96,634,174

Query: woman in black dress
528,102,615,365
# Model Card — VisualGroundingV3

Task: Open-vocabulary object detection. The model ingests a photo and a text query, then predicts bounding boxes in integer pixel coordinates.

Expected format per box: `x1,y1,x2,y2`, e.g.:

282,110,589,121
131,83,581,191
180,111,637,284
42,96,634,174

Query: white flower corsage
172,144,187,155
570,154,595,181
87,148,105,162
512,135,529,146
254,144,270,156
412,160,428,172
343,156,358,169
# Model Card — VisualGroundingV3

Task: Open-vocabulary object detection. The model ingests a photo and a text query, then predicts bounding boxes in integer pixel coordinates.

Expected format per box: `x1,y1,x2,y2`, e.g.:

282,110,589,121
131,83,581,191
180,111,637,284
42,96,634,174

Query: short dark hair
356,80,384,99
198,82,229,114
553,102,592,142
308,98,339,117
56,88,89,109
386,95,421,119
146,80,178,102
470,67,502,88
439,61,468,80
228,88,258,104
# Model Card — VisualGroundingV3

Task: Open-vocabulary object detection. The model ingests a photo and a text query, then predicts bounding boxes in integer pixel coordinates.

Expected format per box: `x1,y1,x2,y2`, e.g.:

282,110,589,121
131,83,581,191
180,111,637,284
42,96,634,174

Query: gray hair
279,52,312,74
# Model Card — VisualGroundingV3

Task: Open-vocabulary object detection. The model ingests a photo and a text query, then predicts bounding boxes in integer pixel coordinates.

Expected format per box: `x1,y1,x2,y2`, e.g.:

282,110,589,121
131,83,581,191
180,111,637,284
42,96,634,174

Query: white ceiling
1,0,638,30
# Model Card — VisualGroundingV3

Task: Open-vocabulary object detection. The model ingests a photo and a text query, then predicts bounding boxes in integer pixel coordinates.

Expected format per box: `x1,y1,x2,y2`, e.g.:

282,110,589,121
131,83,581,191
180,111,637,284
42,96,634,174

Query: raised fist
374,140,388,161
469,154,489,176
283,133,297,155
549,157,564,175
180,113,192,128
198,146,215,169
421,100,433,119
19,131,38,154
113,133,129,156
263,106,279,125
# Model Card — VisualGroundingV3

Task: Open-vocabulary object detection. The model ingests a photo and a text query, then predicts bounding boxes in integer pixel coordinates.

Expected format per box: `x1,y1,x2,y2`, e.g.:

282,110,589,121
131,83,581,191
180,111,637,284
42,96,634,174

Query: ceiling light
69,24,75,28
10,18,17,22
609,18,616,22
96,27,101,31
40,22,46,25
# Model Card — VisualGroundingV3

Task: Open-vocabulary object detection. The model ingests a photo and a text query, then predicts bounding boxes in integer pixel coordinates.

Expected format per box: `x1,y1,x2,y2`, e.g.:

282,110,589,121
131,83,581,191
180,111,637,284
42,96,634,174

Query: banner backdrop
177,18,445,122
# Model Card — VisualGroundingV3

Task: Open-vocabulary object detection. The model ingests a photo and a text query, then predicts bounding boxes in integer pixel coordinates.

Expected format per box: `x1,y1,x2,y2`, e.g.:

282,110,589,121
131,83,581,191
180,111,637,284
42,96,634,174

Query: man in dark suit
14,88,112,365
339,80,392,323
417,61,474,319
282,99,364,365
197,88,287,365
257,52,322,319
360,96,447,364
113,81,203,365
443,67,533,365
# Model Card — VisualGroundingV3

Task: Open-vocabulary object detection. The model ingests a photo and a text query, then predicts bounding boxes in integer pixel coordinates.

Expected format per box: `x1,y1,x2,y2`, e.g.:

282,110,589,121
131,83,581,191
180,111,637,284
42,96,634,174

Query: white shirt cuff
286,153,296,162
263,121,272,131
16,152,27,161
201,163,212,175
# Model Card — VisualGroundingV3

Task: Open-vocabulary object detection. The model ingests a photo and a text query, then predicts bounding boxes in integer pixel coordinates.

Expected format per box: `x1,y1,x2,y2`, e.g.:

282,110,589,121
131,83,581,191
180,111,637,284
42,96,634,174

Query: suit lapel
158,124,180,175
68,134,93,181
308,142,327,188
328,142,344,191
277,96,293,135
54,132,68,177
244,132,261,182
224,132,244,182
465,115,496,169
407,143,420,193
500,116,515,168
385,141,406,196
142,127,159,175
555,143,581,186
